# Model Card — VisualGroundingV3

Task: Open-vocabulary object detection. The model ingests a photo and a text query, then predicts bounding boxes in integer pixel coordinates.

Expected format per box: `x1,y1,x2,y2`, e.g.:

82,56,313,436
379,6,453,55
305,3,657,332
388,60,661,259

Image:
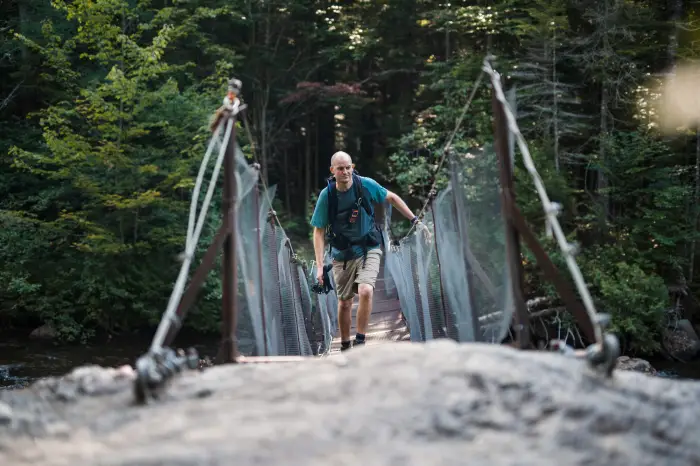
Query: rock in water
0,340,699,465
615,356,658,375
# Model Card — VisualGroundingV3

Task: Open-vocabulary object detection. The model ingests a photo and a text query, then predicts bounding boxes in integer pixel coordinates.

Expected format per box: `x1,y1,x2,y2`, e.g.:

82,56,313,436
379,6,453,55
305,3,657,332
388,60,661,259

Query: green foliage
0,0,233,341
386,55,493,202
602,131,696,278
578,244,668,355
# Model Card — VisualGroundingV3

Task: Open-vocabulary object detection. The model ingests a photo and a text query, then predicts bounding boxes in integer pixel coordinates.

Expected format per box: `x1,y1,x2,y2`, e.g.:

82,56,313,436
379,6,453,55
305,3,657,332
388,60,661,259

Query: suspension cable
399,69,485,241
149,110,236,353
482,56,603,347
186,122,223,252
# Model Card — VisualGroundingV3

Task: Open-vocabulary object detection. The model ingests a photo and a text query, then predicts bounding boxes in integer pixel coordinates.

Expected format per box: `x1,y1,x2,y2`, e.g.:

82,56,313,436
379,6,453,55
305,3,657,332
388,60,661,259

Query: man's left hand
414,220,432,242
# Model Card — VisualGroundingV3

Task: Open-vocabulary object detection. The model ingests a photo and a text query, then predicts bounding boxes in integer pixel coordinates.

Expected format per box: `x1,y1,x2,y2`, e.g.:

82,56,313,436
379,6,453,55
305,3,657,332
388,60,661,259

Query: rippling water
649,358,700,380
0,333,220,390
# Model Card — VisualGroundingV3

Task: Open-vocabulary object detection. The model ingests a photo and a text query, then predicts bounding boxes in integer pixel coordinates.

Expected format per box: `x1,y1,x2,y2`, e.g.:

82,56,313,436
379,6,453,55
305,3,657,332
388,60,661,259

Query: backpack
325,171,384,267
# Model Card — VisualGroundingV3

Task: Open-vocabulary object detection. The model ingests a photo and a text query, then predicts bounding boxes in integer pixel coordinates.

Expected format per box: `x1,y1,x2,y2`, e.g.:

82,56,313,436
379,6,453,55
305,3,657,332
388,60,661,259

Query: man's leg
332,259,359,351
353,249,383,346
338,299,353,342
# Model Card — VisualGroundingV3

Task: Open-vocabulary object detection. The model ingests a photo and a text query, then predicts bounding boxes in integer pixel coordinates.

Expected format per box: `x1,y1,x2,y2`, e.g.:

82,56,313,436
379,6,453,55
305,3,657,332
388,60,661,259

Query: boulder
664,327,700,361
1,340,700,465
28,324,57,341
615,356,657,375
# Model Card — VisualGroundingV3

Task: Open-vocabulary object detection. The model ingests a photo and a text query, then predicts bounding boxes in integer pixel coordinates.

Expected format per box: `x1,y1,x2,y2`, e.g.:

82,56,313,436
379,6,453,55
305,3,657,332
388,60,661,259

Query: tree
6,0,227,340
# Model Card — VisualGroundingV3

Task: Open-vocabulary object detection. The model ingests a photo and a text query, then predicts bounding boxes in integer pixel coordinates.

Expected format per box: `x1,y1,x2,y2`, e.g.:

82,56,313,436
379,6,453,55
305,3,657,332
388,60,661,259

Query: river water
0,333,221,390
2,334,700,389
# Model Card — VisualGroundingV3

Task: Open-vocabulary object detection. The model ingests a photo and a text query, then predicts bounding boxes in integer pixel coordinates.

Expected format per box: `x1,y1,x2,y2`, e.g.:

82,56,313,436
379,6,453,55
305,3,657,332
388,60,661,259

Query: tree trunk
259,92,269,184
284,148,291,214
598,85,609,229
690,129,700,284
304,116,312,219
17,1,28,63
552,26,560,173
667,0,683,71
314,114,319,192
597,0,611,231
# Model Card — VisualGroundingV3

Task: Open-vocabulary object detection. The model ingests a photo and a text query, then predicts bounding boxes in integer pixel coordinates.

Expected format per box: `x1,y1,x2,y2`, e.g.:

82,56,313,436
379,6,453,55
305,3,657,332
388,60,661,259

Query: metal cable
149,108,236,353
186,122,223,252
400,69,486,241
482,56,603,347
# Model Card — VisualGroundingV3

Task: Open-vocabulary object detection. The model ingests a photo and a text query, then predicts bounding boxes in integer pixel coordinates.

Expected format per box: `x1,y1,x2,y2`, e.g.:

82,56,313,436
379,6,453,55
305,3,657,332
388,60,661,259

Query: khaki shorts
332,249,382,301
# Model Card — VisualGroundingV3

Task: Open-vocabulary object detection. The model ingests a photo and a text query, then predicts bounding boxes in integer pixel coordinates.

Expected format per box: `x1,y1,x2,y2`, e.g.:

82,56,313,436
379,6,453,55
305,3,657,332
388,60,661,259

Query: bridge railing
233,142,516,354
234,156,336,358
383,145,515,345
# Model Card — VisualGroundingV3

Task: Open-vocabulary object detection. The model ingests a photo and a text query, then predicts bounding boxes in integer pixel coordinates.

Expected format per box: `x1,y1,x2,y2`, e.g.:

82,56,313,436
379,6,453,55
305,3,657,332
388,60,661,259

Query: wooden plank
358,317,404,331
330,326,410,345
350,311,403,325
371,301,402,314
237,355,315,363
329,259,410,350
346,302,402,318
346,304,401,318
333,311,406,339
329,329,410,352
347,295,400,307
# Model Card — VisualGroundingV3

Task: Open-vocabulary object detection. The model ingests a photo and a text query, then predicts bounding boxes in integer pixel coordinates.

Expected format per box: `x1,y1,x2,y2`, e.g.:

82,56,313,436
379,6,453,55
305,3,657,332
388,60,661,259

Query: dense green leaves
1,0,229,341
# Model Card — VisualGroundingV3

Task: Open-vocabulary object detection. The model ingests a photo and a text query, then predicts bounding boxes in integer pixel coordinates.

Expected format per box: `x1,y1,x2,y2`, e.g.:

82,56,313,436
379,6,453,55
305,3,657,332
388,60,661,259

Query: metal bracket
584,314,620,377
549,313,620,377
134,346,200,404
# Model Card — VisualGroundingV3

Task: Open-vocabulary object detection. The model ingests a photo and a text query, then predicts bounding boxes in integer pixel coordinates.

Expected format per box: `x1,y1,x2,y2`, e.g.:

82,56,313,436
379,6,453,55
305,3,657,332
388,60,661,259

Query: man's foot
340,335,366,352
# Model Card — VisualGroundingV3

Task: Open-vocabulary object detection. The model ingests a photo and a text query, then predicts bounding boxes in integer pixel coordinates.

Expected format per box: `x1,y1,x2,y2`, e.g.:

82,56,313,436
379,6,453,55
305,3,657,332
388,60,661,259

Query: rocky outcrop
664,319,700,361
28,324,57,341
615,356,658,375
1,340,700,465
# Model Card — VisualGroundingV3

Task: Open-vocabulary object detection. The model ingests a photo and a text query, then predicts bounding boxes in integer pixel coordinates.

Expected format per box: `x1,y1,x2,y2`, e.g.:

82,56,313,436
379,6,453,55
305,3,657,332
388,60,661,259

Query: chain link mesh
231,149,330,356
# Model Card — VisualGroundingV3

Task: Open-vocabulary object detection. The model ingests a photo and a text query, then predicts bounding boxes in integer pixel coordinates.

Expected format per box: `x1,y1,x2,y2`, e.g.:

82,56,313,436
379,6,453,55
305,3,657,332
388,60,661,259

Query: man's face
331,157,353,183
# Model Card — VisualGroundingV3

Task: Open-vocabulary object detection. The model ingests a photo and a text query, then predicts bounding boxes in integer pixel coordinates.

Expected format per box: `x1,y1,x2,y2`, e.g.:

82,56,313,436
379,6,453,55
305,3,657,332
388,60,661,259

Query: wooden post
220,85,240,363
491,87,531,349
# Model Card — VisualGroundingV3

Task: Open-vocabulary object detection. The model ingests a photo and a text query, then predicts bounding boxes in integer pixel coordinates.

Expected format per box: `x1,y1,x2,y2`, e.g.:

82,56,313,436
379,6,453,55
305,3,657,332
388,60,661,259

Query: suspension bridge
132,57,621,403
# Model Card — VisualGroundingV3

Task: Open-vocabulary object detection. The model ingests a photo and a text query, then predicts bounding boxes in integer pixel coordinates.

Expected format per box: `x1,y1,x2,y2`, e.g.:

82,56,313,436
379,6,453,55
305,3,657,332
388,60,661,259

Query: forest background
1,0,699,358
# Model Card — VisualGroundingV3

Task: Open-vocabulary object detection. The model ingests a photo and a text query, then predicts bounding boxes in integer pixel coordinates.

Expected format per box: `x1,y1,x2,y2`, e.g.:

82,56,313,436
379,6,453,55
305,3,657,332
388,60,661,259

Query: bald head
330,151,352,167
330,151,354,185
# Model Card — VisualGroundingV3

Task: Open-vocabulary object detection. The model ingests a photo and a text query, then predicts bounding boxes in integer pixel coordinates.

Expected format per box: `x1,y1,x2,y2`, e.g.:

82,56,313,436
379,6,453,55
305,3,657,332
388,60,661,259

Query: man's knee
338,298,353,311
358,283,373,300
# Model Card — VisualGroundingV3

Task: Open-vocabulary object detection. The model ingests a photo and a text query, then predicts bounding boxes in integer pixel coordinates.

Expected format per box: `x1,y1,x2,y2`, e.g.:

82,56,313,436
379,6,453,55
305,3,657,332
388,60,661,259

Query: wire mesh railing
142,72,516,366
230,133,515,352
232,141,517,355
236,161,333,357
383,145,515,344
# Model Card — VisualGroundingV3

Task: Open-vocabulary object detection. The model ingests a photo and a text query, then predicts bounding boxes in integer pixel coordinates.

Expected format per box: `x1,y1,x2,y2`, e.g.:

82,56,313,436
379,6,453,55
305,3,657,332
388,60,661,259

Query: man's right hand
316,265,325,285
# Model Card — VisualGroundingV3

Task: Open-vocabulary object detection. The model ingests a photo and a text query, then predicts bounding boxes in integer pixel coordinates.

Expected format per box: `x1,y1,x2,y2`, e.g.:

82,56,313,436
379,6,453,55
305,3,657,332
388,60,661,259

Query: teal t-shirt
310,176,388,261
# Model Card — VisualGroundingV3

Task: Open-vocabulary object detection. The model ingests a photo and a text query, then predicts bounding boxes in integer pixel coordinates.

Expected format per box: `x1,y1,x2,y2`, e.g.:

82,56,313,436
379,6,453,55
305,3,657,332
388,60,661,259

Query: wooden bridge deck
329,261,410,353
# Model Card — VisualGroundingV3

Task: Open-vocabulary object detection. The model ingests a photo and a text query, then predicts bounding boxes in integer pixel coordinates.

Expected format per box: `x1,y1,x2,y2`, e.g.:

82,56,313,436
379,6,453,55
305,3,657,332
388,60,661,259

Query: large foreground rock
1,340,700,465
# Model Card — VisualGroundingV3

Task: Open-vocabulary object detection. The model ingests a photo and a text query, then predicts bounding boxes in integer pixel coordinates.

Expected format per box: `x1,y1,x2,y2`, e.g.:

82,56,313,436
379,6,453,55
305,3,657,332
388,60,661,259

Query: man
310,151,429,351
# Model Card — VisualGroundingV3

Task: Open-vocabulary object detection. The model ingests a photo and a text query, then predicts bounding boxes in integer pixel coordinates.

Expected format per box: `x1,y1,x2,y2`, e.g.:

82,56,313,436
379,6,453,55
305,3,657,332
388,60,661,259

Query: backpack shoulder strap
326,177,338,228
353,174,374,218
